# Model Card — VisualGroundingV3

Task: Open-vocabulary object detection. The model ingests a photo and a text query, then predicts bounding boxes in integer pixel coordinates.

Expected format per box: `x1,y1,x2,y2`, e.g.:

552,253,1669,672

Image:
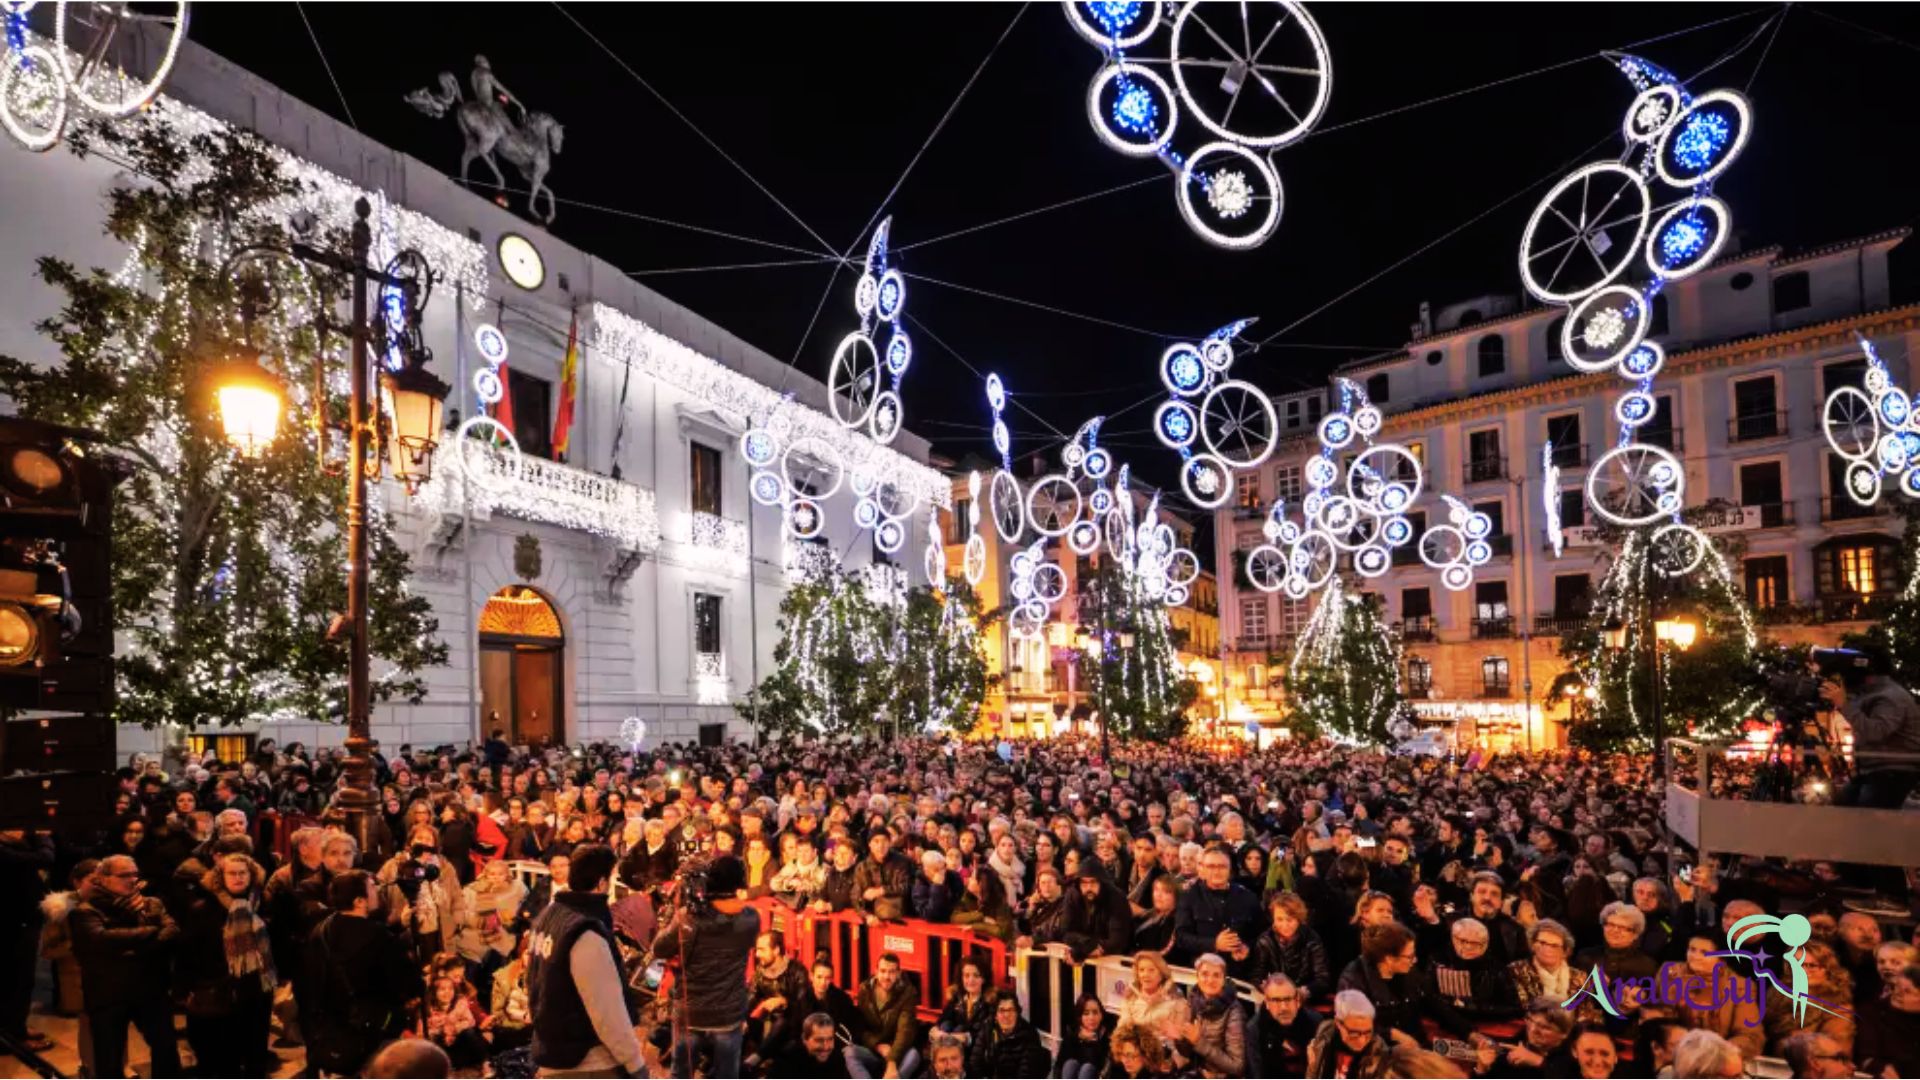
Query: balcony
1472,616,1516,640
1232,504,1266,520
1487,534,1514,558
1639,428,1683,453
1547,442,1589,469
423,440,661,553
1533,614,1589,637
1480,679,1513,699
1728,411,1788,443
1817,592,1896,623
1398,616,1437,642
1821,497,1888,523
1391,545,1424,567
1234,633,1295,654
1463,456,1507,484
1740,501,1796,529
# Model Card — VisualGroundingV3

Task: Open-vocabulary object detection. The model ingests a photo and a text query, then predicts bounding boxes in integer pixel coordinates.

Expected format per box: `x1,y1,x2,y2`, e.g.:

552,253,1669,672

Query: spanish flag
552,311,579,462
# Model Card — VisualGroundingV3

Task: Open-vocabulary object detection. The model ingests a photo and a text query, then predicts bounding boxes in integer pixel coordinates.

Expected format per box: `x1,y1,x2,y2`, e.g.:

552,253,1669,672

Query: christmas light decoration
1,5,188,152
422,438,660,553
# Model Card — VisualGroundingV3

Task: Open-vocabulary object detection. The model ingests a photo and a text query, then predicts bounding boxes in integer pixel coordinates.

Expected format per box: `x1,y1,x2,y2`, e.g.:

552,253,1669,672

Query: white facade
0,34,945,752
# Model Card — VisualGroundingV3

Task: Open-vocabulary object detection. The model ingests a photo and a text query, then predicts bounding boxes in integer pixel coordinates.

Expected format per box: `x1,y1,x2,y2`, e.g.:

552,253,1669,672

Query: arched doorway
478,585,565,747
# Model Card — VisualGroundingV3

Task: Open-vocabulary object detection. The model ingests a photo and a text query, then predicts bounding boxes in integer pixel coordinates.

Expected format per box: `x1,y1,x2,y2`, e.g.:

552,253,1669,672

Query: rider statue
406,56,564,224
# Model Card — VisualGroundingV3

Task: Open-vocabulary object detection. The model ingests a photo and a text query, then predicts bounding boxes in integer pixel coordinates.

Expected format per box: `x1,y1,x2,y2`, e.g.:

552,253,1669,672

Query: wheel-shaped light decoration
56,0,189,119
828,333,882,428
787,498,824,539
1168,1,1332,148
1031,563,1068,603
1651,523,1708,578
1103,507,1134,561
1086,63,1178,157
0,45,69,152
1645,197,1730,280
781,436,845,500
1288,530,1336,589
1200,379,1279,467
963,534,988,585
924,529,947,585
1586,443,1685,526
1846,459,1884,507
1352,405,1383,438
1009,602,1046,639
1624,84,1683,143
451,416,522,495
989,470,1026,542
1180,454,1233,508
1519,163,1651,303
1161,343,1210,397
1563,285,1651,372
1655,89,1752,189
854,274,878,318
1346,444,1423,511
1177,142,1283,251
1063,0,1163,48
1166,548,1200,588
1026,475,1081,537
750,471,786,507
1418,524,1467,569
1164,584,1191,606
1063,442,1087,471
849,468,878,499
1824,386,1880,461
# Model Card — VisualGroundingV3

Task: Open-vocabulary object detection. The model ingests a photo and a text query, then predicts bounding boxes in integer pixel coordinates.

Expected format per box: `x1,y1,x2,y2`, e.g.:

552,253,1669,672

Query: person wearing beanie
652,853,761,1078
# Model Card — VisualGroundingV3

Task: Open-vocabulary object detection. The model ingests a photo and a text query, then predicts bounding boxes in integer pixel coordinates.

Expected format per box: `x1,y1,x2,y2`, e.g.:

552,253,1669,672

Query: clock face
498,233,545,290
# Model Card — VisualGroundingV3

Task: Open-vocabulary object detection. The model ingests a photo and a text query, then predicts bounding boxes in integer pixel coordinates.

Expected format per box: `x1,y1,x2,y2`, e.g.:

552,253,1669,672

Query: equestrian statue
406,55,564,224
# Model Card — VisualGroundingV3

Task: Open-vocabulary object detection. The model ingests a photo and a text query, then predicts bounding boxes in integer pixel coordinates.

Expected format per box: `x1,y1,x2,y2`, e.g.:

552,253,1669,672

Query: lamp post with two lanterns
211,197,450,854
1603,611,1701,781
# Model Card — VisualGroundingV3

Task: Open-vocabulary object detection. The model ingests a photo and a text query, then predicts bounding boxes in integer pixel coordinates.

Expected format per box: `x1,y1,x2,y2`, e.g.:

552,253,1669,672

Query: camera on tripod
393,842,442,900
1765,647,1868,722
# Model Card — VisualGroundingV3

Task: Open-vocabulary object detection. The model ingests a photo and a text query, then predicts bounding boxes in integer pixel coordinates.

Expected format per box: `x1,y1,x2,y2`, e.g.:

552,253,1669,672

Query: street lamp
209,198,448,856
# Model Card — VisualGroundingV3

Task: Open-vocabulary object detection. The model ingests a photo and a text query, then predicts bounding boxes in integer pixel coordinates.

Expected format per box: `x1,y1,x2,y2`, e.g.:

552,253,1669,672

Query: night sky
191,3,1920,511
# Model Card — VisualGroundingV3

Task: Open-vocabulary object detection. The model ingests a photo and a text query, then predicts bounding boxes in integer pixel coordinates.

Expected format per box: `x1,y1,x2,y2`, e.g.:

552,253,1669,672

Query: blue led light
744,431,775,464
1659,213,1710,267
886,332,912,375
1112,79,1158,136
1163,411,1191,440
879,281,900,313
1087,0,1142,36
1169,352,1203,390
1672,109,1732,172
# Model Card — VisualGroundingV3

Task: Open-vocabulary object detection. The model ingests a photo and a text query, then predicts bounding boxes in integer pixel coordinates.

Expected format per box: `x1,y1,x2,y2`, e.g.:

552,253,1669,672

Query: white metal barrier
1013,947,1257,1051
1665,739,1920,866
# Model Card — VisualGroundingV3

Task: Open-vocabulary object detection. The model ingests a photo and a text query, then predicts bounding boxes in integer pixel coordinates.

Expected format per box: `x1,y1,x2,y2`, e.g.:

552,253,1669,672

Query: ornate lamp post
211,198,449,854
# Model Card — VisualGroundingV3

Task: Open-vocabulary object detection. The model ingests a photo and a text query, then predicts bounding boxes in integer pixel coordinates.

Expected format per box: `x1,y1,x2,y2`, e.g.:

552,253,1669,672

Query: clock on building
497,232,545,290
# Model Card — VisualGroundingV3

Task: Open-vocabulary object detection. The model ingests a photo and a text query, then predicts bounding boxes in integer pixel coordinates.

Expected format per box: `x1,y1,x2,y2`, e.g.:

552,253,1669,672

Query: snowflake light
1583,307,1628,350
1112,78,1159,135
1206,169,1252,219
1671,110,1730,172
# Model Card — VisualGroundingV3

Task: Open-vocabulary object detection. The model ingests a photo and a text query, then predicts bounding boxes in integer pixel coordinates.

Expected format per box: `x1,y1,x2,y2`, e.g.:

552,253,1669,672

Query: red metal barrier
774,908,1009,1021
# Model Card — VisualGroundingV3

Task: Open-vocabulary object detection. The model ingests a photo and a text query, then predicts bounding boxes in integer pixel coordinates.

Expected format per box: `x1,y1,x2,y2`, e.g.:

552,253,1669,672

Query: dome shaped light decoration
1064,0,1332,249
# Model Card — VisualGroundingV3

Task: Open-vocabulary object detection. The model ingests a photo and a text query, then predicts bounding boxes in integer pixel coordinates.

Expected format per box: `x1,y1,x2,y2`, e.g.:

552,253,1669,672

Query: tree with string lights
1281,581,1404,744
1078,554,1198,743
0,120,447,732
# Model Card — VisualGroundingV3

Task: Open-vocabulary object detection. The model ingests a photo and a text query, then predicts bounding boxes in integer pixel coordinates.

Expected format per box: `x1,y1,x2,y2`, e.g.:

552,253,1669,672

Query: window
1546,413,1582,466
1285,399,1301,429
1558,488,1586,529
1738,460,1786,527
1641,395,1676,451
1545,315,1567,363
1648,293,1670,337
1481,656,1512,697
1395,442,1425,482
1553,574,1591,620
1826,453,1874,520
1367,373,1390,402
1822,359,1867,396
187,732,257,764
1837,543,1878,594
1279,596,1310,638
1402,587,1432,620
1307,396,1323,423
690,441,723,515
1425,350,1443,366
1240,598,1269,641
1467,429,1503,481
1731,271,1755,291
1405,509,1428,536
1237,474,1263,509
1745,555,1788,610
949,499,972,543
507,369,554,460
1774,270,1811,313
1406,657,1433,697
1475,581,1510,621
1732,376,1780,440
1248,664,1267,690
1477,334,1506,377
1473,500,1505,538
694,593,722,657
1275,464,1303,501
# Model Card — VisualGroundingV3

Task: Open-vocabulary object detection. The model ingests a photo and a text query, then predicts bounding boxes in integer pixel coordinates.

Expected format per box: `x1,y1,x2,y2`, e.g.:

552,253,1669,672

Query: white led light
1563,285,1651,372
1354,545,1390,577
1068,519,1100,554
1519,162,1651,304
1031,562,1068,603
1418,524,1466,569
1304,456,1338,489
782,436,846,500
1615,391,1657,429
1161,343,1210,398
787,498,824,539
0,46,70,152
741,428,779,467
1168,0,1331,148
1180,453,1233,508
1825,386,1880,461
1651,522,1708,577
1619,340,1666,380
1026,474,1081,538
963,534,987,585
1586,443,1685,527
750,470,786,506
1177,142,1283,251
1624,84,1683,143
1318,413,1355,450
472,367,504,406
985,373,1006,412
1200,379,1279,467
828,332,882,429
474,323,509,366
989,469,1026,542
875,519,905,553
1084,448,1113,479
1063,0,1163,49
1441,564,1472,591
1245,544,1286,593
1846,459,1883,507
451,416,523,496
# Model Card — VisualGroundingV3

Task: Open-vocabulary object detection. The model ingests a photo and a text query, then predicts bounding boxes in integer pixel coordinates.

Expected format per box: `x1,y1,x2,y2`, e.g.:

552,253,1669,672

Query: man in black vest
652,853,760,1079
527,843,645,1077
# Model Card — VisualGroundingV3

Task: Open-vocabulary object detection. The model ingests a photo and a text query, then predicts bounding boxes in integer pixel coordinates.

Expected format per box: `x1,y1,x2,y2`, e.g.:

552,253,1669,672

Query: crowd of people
0,728,1916,1079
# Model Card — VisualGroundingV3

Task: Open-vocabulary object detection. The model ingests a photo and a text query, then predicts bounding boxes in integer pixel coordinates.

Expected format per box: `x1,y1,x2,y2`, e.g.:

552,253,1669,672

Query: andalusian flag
552,311,579,461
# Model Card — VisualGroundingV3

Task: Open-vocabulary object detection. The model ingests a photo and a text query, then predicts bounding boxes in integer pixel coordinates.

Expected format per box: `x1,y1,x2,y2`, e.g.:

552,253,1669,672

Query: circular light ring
868,391,904,444
1063,0,1162,49
1010,547,1036,577
874,519,906,553
1624,84,1684,144
1085,62,1178,158
472,367,504,405
1025,474,1082,537
782,436,846,499
1655,89,1752,189
741,428,779,467
1441,564,1474,591
473,323,510,366
1180,453,1234,508
1300,489,1326,522
872,479,914,520
1318,412,1355,450
1419,524,1467,569
1277,519,1302,545
1166,547,1200,588
1376,483,1413,513
985,373,1007,412
1346,443,1424,510
1084,447,1113,479
1169,0,1332,148
828,332,882,429
967,469,984,501
1153,522,1176,556
1354,545,1391,578
1165,584,1191,607
854,274,878,318
1009,572,1034,601
885,328,913,375
1282,574,1309,600
853,498,881,530
1177,142,1284,251
1067,519,1101,555
1289,530,1337,589
1651,523,1708,578
1619,341,1666,380
58,0,188,119
1031,562,1068,603
1846,459,1883,506
1353,406,1383,437
1902,466,1920,501
849,469,878,498
1104,508,1133,559
1519,163,1651,304
0,46,70,153
767,411,796,439
992,419,1012,458
1089,487,1115,515
964,534,988,584
1883,435,1913,474
451,416,523,494
990,471,1027,542
1261,518,1282,541
1200,334,1235,372
1465,540,1493,565
1463,512,1493,540
1199,379,1279,467
1824,386,1881,461
1615,391,1657,429
1009,603,1045,639
925,539,947,585
1586,443,1686,527
1563,285,1652,372
1063,442,1087,469
1645,197,1731,281
1304,455,1339,489
1867,364,1891,395
1161,344,1210,397
787,498,824,539
1315,494,1361,534
1382,515,1414,546
1879,387,1913,428
875,270,907,322
750,470,786,507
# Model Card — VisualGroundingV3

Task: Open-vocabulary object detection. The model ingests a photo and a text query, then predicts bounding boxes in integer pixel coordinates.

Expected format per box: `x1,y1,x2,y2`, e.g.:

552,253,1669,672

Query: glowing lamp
213,352,284,457
381,359,451,490
1655,616,1699,652
1601,619,1628,651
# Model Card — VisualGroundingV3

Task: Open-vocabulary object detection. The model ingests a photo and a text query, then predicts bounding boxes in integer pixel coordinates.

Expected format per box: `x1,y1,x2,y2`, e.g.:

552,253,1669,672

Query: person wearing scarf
179,852,278,1076
455,858,529,987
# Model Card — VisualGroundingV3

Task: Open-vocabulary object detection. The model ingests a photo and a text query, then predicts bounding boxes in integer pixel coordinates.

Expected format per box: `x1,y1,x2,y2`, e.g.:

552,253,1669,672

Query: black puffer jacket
1250,924,1331,998
968,1017,1051,1078
650,905,759,1028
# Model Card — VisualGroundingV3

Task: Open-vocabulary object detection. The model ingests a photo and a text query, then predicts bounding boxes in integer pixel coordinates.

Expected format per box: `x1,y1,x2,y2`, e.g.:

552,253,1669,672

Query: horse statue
406,56,564,224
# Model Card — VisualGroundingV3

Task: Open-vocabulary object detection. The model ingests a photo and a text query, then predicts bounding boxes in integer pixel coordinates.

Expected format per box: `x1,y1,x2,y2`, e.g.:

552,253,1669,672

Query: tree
1079,555,1198,743
1281,580,1404,744
1841,505,1920,681
0,119,446,731
890,576,997,735
1555,511,1771,750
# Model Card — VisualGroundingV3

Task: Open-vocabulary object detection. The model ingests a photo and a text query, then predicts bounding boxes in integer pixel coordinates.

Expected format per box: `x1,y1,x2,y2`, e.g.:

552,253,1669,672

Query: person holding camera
1831,651,1920,809
527,843,645,1078
379,824,467,960
650,852,760,1079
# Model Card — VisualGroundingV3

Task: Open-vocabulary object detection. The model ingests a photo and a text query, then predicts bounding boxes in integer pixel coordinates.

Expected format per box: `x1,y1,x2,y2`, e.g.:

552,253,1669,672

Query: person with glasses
966,989,1049,1079
1762,939,1854,1058
69,853,183,1079
1304,989,1389,1079
1781,1030,1854,1080
1573,901,1658,985
1337,921,1471,1048
1247,972,1323,1077
1172,846,1261,974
